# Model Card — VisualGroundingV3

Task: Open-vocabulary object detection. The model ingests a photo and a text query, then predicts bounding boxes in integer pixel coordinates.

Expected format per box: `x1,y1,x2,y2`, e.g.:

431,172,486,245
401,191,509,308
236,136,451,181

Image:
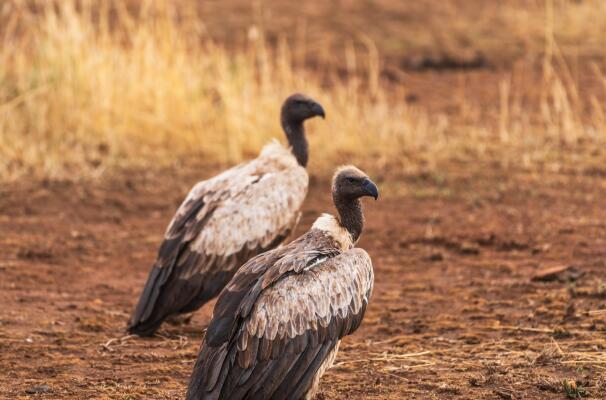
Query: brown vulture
186,165,378,400
127,94,325,336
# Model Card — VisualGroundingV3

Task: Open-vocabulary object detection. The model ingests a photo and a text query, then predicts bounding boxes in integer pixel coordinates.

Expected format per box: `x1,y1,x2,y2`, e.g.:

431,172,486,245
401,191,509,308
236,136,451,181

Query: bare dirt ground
1,164,605,399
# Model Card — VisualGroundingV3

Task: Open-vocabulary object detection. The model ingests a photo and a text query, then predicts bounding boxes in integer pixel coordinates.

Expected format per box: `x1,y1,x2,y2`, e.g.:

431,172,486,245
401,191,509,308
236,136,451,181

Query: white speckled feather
244,248,373,340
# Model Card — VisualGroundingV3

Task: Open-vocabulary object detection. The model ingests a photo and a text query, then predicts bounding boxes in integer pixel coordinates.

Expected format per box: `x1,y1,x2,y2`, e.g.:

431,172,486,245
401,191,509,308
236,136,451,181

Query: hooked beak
311,102,326,119
362,178,379,200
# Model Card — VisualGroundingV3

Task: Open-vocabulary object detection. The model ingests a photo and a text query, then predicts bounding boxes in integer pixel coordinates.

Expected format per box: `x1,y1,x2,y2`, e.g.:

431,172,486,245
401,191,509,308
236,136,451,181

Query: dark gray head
332,166,379,202
280,93,325,168
281,93,325,123
331,166,379,243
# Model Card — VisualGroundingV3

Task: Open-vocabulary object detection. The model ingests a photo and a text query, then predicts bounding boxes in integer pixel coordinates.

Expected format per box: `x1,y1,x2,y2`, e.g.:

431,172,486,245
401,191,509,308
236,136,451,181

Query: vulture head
332,166,379,201
281,93,326,123
281,93,325,167
331,165,378,244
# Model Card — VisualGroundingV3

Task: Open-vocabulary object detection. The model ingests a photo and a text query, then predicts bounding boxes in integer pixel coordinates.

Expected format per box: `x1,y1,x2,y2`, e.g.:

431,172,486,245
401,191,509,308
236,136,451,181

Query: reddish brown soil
1,167,606,399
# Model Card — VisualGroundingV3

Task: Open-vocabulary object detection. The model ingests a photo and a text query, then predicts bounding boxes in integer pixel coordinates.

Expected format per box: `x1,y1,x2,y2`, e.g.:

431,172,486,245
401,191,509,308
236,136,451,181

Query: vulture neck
281,116,308,167
333,195,364,244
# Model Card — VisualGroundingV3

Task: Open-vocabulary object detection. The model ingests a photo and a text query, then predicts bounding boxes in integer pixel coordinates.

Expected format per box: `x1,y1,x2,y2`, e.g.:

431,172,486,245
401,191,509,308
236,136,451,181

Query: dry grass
0,0,605,181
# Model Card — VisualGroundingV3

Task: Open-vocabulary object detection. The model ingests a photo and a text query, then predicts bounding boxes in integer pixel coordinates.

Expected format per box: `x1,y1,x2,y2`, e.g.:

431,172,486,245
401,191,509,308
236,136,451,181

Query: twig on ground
333,351,433,368
101,334,136,351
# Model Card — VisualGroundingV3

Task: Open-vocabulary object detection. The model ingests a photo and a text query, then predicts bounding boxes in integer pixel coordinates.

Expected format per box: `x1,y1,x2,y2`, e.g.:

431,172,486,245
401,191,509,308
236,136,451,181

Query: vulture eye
347,177,357,184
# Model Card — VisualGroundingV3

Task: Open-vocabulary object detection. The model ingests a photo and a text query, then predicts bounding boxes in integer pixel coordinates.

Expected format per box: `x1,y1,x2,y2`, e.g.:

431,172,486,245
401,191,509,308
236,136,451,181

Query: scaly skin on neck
332,193,364,244
281,115,309,168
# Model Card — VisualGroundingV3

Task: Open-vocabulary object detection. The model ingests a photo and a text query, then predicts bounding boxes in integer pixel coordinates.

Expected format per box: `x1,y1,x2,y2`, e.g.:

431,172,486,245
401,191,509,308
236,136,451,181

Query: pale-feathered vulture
127,94,325,336
186,165,378,400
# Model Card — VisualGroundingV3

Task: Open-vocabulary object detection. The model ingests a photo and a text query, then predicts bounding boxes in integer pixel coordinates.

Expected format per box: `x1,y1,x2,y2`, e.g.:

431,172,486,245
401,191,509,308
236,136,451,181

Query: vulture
186,165,378,400
127,94,326,336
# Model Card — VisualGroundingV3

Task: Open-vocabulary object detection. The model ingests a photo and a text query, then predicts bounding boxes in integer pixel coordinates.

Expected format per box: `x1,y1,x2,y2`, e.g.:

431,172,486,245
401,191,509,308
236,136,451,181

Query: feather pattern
128,141,308,336
186,223,374,400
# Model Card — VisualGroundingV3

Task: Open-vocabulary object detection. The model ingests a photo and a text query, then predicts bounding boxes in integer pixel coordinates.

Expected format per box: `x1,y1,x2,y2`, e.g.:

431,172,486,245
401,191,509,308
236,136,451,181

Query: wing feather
128,146,308,336
187,246,374,399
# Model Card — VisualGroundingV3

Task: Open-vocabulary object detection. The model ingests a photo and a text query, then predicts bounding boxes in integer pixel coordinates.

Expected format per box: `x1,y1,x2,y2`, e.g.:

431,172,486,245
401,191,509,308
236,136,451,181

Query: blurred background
1,0,605,183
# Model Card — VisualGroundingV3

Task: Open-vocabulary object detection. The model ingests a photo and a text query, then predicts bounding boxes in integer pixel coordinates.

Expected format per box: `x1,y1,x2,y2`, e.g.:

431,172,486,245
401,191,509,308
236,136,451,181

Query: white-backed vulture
127,94,325,336
186,165,378,400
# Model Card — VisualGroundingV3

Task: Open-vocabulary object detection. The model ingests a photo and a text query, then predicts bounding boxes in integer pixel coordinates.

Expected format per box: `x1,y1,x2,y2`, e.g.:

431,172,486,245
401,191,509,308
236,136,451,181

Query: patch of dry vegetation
192,0,606,70
0,0,605,181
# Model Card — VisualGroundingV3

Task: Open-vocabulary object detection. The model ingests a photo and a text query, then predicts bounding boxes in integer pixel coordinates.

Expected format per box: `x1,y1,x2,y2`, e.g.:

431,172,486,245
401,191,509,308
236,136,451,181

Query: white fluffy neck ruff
312,214,354,250
260,140,299,167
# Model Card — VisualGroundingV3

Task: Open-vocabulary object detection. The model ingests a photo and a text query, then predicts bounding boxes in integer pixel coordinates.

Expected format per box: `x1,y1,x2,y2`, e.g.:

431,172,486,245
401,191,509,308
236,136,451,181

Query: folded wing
128,155,307,336
187,246,373,400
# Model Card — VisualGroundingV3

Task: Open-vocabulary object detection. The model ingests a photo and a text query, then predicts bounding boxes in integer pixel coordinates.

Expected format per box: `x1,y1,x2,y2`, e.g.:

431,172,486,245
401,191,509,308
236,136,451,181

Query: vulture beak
362,178,379,200
311,102,326,119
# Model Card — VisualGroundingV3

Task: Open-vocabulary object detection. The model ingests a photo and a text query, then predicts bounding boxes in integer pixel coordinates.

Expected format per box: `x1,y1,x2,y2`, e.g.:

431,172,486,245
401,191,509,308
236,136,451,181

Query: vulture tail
127,314,164,337
127,262,172,336
127,267,233,336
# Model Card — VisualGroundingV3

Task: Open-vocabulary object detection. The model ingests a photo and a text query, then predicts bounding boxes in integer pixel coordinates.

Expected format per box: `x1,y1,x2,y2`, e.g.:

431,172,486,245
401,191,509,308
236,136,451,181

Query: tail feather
127,264,169,336
187,343,230,400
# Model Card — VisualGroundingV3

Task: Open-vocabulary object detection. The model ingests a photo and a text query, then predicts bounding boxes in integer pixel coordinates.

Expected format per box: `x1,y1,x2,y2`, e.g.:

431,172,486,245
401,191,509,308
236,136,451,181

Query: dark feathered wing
186,230,373,400
128,144,308,336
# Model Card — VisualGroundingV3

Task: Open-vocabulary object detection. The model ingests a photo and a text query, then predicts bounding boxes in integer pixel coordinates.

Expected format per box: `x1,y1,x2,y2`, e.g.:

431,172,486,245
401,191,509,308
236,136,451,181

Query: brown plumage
186,166,378,400
127,94,325,336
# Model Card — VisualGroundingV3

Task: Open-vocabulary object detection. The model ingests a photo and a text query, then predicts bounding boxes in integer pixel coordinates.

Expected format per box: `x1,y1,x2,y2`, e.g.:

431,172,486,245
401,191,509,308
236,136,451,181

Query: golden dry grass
0,0,605,181
191,0,606,70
